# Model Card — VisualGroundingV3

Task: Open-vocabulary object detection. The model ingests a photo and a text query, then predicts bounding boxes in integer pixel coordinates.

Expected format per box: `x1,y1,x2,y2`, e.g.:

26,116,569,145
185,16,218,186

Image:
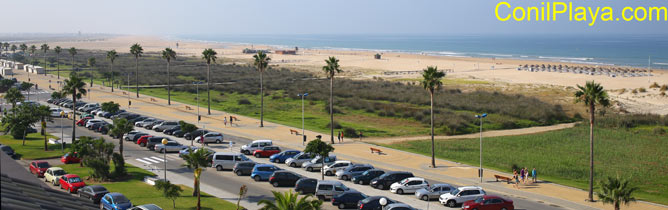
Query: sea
175,34,668,69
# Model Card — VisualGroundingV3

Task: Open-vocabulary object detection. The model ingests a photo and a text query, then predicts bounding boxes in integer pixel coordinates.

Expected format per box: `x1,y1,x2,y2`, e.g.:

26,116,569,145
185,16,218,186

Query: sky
2,0,667,35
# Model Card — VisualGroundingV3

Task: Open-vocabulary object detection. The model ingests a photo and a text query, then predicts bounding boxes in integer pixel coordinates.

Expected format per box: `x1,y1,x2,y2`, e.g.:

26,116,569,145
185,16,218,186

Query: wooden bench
494,175,513,184
150,98,157,102
185,106,193,110
370,147,382,154
289,129,299,135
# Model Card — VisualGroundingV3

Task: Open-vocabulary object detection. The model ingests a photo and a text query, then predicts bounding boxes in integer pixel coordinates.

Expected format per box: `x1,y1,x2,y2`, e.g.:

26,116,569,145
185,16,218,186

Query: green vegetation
598,176,638,210
0,133,67,159
258,190,322,210
383,124,668,205
58,163,238,210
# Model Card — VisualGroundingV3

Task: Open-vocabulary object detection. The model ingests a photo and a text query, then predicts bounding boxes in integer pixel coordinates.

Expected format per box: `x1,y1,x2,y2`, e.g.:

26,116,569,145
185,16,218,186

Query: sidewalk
19,71,667,210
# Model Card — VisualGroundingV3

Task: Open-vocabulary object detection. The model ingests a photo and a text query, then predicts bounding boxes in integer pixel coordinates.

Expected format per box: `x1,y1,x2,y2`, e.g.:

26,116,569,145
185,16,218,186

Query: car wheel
339,203,346,209
216,165,223,171
290,162,296,167
216,139,221,143
397,189,404,194
160,149,165,153
317,195,325,200
342,175,348,180
52,180,56,186
447,200,457,207
272,182,279,187
274,159,280,163
501,208,507,210
254,176,261,182
236,170,243,176
421,195,429,201
140,143,146,147
255,153,261,158
355,180,362,184
307,167,313,172
326,171,333,176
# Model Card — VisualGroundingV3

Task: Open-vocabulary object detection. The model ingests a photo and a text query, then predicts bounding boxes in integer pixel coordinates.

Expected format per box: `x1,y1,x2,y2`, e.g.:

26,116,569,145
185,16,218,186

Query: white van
315,180,350,201
240,140,273,155
212,152,251,171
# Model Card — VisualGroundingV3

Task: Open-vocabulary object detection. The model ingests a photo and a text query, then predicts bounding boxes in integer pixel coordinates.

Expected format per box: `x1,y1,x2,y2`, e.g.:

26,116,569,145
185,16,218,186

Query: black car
269,171,302,187
172,130,186,137
357,196,395,210
351,169,385,185
78,185,109,203
184,129,209,140
369,171,413,190
294,178,318,194
129,132,149,143
89,122,108,131
233,161,256,176
129,116,148,124
99,124,112,135
0,145,15,157
163,126,181,135
332,191,367,209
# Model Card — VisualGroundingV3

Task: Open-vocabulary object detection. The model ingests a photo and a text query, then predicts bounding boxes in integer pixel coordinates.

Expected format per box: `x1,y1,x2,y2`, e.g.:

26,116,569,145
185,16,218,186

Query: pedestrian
523,167,529,184
532,168,537,183
519,168,525,184
128,100,131,107
303,135,307,146
223,116,227,127
337,131,341,143
230,116,234,126
359,131,363,141
513,170,520,189
340,131,344,142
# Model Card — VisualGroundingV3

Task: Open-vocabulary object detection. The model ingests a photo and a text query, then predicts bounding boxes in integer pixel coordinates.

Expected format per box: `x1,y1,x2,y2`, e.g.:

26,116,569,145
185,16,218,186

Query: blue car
269,150,301,163
101,192,132,210
250,164,281,182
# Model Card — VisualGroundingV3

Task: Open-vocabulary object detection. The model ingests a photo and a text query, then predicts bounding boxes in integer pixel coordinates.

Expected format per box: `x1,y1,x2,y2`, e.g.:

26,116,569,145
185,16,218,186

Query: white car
50,108,64,117
135,118,156,127
439,186,486,207
322,161,352,176
44,167,66,186
154,141,188,153
85,119,104,128
194,132,224,144
390,177,429,194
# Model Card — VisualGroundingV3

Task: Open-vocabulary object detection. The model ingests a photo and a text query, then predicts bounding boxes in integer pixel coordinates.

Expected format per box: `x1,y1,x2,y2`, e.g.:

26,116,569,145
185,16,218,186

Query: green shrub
325,121,342,129
343,127,359,138
654,127,666,135
112,153,126,177
639,88,647,93
85,157,110,181
650,82,660,88
237,98,251,105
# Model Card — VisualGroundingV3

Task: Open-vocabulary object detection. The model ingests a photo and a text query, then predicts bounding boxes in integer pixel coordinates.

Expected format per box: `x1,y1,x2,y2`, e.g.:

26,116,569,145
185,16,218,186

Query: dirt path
363,122,578,144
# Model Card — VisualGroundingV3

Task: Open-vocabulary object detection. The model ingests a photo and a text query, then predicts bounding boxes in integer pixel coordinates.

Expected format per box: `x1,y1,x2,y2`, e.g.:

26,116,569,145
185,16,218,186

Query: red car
253,146,281,158
59,174,86,193
462,195,514,210
136,135,154,147
61,152,81,164
29,161,51,177
76,117,93,126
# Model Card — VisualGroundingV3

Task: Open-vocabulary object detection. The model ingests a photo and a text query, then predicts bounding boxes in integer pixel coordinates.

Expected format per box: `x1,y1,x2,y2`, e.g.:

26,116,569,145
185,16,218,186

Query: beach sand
39,35,668,114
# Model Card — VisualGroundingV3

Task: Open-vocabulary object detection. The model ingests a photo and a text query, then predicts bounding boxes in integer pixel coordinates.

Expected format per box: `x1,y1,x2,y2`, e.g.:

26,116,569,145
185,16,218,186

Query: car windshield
53,170,66,176
451,189,460,196
400,179,409,184
68,177,82,183
37,162,50,168
474,196,484,203
112,195,130,203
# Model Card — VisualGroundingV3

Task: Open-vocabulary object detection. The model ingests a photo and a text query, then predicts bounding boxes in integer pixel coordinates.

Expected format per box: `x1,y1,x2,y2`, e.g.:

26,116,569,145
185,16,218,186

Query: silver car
285,152,314,167
415,183,454,201
154,141,187,153
302,155,336,172
135,118,156,127
336,164,374,181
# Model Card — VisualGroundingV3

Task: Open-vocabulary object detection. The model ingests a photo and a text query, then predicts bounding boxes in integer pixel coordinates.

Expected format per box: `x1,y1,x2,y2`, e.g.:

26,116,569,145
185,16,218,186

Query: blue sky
3,0,667,35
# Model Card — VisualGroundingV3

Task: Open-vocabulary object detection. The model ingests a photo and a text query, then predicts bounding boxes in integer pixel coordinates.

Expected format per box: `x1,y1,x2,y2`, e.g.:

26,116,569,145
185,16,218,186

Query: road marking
148,156,165,162
136,158,152,164
165,154,180,160
142,157,161,163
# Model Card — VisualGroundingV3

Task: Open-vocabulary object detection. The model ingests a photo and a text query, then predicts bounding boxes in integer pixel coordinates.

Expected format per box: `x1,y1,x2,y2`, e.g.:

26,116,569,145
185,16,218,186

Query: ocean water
176,34,668,69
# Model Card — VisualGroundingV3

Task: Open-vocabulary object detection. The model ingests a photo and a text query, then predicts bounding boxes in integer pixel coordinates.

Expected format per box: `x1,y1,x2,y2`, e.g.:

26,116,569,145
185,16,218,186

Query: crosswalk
21,90,50,95
134,154,181,165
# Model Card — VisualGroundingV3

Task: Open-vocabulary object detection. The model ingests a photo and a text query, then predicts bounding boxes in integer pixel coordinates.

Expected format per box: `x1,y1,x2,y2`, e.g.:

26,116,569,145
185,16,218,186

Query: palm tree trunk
430,91,435,168
330,76,334,144
196,177,201,210
588,103,595,201
167,61,171,105
135,57,139,98
72,90,77,146
71,56,74,72
260,70,264,127
56,54,60,79
43,119,48,151
43,54,47,76
110,62,114,92
119,136,124,157
207,63,211,115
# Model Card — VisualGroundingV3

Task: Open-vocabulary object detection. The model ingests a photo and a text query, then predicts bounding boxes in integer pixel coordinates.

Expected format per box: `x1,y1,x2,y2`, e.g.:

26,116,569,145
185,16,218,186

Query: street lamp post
193,81,203,124
475,113,487,183
60,111,65,152
162,138,168,181
297,93,308,136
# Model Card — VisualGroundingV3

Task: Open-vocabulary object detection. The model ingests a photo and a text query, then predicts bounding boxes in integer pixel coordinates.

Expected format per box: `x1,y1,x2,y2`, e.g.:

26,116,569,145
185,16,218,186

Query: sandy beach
38,35,668,114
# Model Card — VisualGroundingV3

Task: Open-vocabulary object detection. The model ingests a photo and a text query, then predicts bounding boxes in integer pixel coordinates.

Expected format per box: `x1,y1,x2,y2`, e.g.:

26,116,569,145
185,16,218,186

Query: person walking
523,167,529,184
513,170,520,189
223,116,227,127
337,131,341,143
229,116,234,126
519,168,525,184
531,168,537,183
340,131,344,142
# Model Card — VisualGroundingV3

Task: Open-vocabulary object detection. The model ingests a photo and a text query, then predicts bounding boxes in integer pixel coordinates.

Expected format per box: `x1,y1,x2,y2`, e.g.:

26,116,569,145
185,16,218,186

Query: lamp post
475,113,487,183
161,138,168,180
193,81,203,124
60,111,65,152
297,93,308,136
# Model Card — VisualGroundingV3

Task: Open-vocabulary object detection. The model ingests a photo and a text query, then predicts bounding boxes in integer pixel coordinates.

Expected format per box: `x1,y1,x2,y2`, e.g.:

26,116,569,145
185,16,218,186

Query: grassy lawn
0,133,68,160
58,163,239,210
382,124,668,205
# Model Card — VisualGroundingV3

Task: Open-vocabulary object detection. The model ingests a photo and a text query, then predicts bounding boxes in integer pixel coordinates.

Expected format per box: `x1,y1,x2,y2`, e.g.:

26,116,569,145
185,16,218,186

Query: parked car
439,186,486,207
44,167,67,186
126,132,147,142
61,152,81,164
302,155,337,172
240,139,272,155
0,145,15,157
269,170,303,187
269,150,300,163
212,152,251,171
129,116,148,124
50,108,64,117
145,120,164,129
101,192,133,210
99,124,113,135
178,146,201,157
285,152,314,167
357,196,395,210
122,130,139,141
129,204,163,210
146,137,169,151
136,135,154,147
154,141,187,153
384,203,417,210
415,183,454,201
78,185,109,203
315,180,350,201
59,174,86,193
152,121,178,132
390,177,429,194
163,126,181,135
233,161,256,176
75,117,93,126
90,121,109,131
332,191,367,209
323,160,352,176
370,171,414,190
134,118,156,127
171,130,186,137
250,164,281,181
253,146,281,158
85,119,104,128
295,178,318,194
462,195,514,210
184,129,209,140
195,132,224,144
336,164,374,181
29,161,50,177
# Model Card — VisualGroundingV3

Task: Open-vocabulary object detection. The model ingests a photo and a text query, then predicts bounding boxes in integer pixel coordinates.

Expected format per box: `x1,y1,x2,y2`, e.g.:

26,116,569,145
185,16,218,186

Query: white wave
653,62,668,65
539,56,593,61
478,53,514,57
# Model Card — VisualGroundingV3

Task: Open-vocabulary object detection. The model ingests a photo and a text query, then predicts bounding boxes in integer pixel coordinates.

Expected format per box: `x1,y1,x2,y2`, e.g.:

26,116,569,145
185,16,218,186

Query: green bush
237,98,251,105
325,121,342,129
85,157,110,181
654,127,666,135
343,127,359,138
112,153,126,177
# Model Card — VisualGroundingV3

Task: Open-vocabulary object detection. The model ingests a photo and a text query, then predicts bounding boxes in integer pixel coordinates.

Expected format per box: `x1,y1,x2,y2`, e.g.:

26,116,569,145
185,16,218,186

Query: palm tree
106,50,118,92
61,72,87,145
304,139,335,180
182,148,212,210
162,48,176,105
40,44,49,76
130,43,143,98
68,47,77,72
201,48,217,115
322,56,341,144
19,43,27,55
87,57,96,87
253,51,271,127
54,46,62,79
35,105,52,151
11,44,17,54
597,176,637,210
111,118,134,157
4,88,24,110
258,190,323,210
2,42,8,52
29,45,37,65
574,81,610,201
420,66,445,168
